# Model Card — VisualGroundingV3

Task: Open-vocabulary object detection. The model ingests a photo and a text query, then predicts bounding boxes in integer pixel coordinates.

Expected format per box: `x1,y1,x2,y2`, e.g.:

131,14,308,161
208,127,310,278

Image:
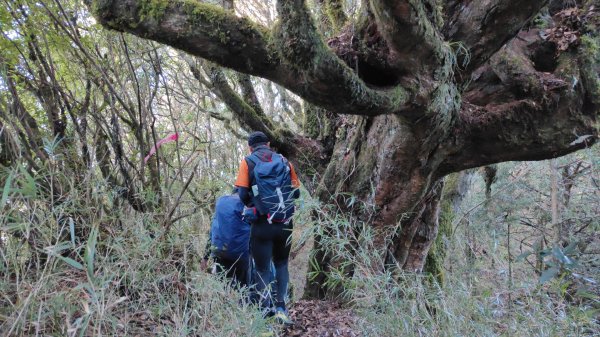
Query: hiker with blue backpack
235,131,300,323
202,189,251,288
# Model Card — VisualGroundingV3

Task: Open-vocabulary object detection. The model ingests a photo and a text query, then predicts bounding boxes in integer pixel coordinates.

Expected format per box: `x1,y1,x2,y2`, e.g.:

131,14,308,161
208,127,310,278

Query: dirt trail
282,300,359,337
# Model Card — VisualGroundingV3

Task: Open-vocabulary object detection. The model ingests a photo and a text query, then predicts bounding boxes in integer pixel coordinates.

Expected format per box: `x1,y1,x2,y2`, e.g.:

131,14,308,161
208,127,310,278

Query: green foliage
0,170,13,209
300,176,600,335
579,34,600,106
303,103,322,139
533,11,552,29
85,225,99,279
324,0,347,32
1,0,599,336
0,147,267,335
139,0,169,22
0,1,272,334
423,176,457,285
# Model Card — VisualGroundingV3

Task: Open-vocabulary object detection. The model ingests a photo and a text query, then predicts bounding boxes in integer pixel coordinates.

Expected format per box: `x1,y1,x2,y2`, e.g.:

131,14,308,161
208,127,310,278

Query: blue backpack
210,194,250,258
246,150,295,223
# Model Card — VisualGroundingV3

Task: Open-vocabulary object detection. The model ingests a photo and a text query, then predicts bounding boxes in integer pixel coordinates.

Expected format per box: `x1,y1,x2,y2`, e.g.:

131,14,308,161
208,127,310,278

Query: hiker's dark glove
243,206,258,223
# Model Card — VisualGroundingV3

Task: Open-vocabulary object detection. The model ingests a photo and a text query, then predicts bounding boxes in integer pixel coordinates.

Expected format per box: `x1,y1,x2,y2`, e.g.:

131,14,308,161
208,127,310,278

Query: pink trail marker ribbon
144,132,179,163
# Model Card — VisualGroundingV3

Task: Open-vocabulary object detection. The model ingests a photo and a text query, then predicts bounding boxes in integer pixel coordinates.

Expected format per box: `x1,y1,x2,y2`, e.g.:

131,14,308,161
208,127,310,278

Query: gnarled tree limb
370,0,446,74
88,0,409,117
444,0,549,73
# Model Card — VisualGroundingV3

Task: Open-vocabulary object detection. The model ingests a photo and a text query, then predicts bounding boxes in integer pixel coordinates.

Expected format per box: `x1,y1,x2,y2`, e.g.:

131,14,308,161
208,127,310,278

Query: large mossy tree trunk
87,0,599,299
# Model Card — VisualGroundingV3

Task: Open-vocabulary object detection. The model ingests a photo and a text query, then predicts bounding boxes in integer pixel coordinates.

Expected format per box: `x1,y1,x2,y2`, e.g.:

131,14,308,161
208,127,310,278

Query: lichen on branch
88,0,411,117
273,0,410,116
89,0,279,78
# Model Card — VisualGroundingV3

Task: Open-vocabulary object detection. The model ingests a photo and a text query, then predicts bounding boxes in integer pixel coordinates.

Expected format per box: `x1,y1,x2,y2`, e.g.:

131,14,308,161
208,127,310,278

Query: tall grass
0,162,268,336
1,152,598,336
300,157,599,336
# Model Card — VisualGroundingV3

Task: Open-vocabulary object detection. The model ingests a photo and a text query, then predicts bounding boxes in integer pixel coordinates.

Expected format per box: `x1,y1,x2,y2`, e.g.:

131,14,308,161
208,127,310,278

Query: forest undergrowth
1,0,599,336
1,148,599,337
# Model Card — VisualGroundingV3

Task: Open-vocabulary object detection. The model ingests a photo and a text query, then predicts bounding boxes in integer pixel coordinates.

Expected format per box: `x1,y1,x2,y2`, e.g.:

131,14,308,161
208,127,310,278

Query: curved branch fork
88,0,599,176
89,0,408,116
369,0,448,74
444,0,549,72
437,27,599,175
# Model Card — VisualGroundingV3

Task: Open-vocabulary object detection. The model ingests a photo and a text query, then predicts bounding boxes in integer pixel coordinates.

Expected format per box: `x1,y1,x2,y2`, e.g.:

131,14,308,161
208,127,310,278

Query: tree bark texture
423,171,473,284
87,0,599,298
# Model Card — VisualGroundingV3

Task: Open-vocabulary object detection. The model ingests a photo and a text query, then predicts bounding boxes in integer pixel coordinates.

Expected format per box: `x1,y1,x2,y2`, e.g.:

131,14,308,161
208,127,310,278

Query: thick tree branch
89,0,277,78
439,99,596,175
370,0,446,74
236,73,268,120
438,9,599,175
444,0,549,73
185,58,328,175
88,0,408,116
206,66,291,147
186,60,286,147
273,0,409,116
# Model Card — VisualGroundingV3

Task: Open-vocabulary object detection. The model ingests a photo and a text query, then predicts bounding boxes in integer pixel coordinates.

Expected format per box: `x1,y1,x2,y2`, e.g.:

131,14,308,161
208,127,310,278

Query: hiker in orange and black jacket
235,131,299,323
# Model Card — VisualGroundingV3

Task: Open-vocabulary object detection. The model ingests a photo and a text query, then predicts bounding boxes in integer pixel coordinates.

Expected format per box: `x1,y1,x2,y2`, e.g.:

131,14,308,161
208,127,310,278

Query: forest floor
283,300,359,337
276,226,360,337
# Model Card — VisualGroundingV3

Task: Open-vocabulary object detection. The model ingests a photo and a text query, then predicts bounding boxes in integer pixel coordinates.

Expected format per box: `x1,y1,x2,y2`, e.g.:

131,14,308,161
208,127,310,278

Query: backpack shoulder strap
245,148,274,182
279,154,289,166
275,154,291,174
245,154,258,186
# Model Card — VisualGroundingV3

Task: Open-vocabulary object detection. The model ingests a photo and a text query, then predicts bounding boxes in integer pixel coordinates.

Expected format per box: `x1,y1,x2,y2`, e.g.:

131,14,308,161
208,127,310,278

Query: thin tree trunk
550,159,561,244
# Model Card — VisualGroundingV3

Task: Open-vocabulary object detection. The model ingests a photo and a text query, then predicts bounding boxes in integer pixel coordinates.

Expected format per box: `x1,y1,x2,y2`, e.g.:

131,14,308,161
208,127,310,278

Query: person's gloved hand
243,206,258,223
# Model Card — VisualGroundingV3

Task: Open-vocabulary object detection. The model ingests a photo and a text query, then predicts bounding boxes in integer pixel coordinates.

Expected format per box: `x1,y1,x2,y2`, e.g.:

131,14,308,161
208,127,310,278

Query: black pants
251,217,293,309
214,250,250,289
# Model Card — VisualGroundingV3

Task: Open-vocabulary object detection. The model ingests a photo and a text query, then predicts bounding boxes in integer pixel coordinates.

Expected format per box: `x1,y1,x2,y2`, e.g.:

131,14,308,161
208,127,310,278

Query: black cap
248,131,269,147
